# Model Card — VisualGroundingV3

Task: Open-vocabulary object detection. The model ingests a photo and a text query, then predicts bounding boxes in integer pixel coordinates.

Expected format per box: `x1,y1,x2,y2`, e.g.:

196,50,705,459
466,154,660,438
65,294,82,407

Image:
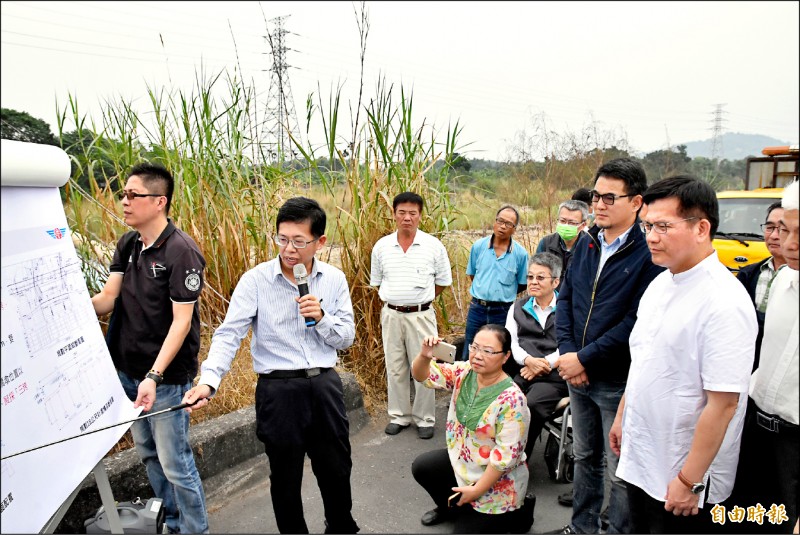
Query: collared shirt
466,235,528,302
597,223,635,277
750,266,799,424
370,229,452,305
617,252,756,505
754,258,777,312
108,221,205,384
508,293,560,366
198,258,355,390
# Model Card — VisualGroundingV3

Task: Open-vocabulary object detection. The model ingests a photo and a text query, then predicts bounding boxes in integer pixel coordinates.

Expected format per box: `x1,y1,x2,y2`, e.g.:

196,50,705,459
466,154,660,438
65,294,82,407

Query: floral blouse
425,360,531,514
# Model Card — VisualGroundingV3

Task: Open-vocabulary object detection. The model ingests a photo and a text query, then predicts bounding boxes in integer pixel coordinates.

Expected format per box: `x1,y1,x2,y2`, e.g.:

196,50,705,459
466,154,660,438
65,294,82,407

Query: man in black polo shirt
91,163,208,534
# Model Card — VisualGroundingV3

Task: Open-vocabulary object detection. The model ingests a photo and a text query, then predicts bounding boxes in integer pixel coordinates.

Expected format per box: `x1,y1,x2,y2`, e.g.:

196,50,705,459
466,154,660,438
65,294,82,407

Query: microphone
293,264,317,327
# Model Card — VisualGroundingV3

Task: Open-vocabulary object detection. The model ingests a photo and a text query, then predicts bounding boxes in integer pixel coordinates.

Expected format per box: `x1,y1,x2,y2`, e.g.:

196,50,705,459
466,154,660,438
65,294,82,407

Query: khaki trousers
381,305,437,428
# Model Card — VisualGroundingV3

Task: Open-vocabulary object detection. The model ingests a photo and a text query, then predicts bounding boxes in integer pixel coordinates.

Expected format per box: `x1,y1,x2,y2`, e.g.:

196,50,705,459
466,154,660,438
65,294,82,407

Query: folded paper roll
1,139,71,187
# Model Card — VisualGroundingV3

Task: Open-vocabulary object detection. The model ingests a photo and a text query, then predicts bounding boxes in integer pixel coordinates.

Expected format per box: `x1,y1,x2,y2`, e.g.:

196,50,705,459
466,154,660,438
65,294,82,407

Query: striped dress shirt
199,257,355,390
370,229,452,305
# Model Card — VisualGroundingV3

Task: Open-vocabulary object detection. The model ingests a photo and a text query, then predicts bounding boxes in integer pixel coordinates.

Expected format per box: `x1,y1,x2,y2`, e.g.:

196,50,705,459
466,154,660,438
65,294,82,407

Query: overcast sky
2,1,798,161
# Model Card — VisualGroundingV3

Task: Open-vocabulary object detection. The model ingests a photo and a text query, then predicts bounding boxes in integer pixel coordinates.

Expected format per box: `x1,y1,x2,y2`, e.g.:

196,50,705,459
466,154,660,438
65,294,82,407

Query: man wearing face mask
536,200,589,290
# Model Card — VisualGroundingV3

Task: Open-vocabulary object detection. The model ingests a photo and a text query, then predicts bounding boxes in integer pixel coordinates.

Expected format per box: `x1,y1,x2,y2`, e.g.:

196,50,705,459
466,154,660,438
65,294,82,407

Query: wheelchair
542,397,574,483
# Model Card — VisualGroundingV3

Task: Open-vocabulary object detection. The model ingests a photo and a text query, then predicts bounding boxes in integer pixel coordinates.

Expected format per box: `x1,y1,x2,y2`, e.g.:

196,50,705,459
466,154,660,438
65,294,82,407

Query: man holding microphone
182,197,359,534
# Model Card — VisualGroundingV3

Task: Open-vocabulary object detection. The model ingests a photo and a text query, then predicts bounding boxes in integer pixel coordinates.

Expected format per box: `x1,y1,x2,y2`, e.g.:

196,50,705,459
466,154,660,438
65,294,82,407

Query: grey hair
530,251,563,280
557,200,589,222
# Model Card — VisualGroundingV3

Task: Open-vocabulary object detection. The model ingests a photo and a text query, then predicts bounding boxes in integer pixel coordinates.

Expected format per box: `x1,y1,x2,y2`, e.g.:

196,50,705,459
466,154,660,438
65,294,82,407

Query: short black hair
766,201,783,220
128,162,174,214
477,324,512,354
594,158,648,197
393,191,424,212
642,175,719,237
571,187,592,205
276,197,326,238
496,205,520,225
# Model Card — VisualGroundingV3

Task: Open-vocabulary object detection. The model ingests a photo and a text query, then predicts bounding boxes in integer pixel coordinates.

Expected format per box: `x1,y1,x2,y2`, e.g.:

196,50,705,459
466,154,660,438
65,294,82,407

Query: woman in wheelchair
505,252,568,460
410,324,534,533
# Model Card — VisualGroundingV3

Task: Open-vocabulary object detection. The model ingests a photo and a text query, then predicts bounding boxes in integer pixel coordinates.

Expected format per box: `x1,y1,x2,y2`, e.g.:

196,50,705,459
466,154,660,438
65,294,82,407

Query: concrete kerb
55,370,369,534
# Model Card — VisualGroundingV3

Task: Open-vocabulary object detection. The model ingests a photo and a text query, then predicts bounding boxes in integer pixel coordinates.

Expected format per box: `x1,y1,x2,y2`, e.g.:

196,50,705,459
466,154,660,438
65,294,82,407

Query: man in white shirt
609,176,756,533
729,180,799,534
370,192,452,439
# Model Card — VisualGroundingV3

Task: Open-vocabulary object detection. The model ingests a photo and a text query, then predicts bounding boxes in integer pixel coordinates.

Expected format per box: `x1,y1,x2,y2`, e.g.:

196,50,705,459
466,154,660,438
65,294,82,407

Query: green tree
0,108,58,145
640,144,691,183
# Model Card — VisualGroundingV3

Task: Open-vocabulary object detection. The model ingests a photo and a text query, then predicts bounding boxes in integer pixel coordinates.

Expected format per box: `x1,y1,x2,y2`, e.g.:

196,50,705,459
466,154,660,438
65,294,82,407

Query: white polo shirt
617,252,756,506
750,266,799,424
370,229,452,305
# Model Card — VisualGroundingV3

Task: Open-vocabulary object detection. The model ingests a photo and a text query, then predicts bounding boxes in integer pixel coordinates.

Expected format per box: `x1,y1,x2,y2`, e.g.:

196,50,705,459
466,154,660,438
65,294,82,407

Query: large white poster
0,141,140,533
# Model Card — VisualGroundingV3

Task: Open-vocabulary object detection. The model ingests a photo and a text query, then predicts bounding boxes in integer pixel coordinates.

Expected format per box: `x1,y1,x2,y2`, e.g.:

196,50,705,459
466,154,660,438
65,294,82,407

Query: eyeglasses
591,190,634,206
495,217,517,228
468,343,505,357
527,274,555,282
639,217,698,235
557,218,583,226
118,190,163,201
274,235,320,249
760,223,779,235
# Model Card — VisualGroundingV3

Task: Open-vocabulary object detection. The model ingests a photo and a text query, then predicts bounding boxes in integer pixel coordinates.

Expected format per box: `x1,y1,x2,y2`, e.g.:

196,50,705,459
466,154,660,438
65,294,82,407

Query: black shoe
384,422,410,435
418,426,434,439
557,490,573,507
421,507,452,526
545,525,577,534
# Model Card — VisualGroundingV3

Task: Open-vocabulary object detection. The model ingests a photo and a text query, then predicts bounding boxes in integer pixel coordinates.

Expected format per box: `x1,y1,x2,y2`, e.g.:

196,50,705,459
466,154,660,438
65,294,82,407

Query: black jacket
555,222,664,382
736,257,773,370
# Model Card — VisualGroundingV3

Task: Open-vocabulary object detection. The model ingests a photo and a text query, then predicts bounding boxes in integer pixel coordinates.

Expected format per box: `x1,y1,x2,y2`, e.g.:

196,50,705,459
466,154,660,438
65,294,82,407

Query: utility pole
709,103,727,165
262,15,301,164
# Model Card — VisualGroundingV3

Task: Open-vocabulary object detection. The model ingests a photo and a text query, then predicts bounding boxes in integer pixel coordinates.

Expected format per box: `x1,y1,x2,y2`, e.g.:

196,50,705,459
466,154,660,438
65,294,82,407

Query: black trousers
628,483,722,534
411,448,533,534
255,369,359,534
725,399,799,534
513,377,569,459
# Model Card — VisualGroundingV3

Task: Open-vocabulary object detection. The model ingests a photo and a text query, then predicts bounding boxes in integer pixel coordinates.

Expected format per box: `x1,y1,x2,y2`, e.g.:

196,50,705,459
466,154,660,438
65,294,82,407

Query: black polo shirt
108,220,205,384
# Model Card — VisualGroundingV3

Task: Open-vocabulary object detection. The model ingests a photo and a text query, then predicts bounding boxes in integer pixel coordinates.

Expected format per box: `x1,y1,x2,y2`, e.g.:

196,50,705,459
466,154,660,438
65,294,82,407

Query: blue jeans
460,300,512,360
568,380,630,534
118,370,209,534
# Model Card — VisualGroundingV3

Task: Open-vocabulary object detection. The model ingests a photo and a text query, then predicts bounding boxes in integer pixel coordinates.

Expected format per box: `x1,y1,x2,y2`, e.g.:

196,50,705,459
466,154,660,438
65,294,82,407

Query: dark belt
755,408,798,434
472,297,513,308
386,302,432,313
260,367,331,379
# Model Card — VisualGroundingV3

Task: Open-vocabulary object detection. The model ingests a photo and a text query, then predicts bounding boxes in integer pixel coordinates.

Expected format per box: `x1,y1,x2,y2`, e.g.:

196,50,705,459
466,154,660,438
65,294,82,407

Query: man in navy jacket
551,158,664,535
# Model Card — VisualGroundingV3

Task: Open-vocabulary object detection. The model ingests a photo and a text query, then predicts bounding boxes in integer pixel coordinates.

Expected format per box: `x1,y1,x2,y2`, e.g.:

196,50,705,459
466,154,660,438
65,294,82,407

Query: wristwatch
677,470,706,494
145,371,164,385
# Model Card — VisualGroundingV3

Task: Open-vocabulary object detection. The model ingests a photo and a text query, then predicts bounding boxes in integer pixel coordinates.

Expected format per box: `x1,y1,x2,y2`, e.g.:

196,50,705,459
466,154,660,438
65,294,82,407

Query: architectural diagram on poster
1,142,141,533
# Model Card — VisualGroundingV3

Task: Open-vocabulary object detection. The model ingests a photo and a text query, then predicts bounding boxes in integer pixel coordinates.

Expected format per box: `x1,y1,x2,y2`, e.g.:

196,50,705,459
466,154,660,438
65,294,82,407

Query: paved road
206,390,574,533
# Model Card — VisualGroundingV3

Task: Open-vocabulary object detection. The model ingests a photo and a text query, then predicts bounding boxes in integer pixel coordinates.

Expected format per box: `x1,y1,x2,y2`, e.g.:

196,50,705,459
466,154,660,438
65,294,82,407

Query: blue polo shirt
466,235,529,302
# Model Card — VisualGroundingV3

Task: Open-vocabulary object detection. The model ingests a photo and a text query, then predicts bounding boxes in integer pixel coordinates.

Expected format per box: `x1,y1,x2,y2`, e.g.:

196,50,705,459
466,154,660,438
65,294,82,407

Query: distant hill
682,132,792,160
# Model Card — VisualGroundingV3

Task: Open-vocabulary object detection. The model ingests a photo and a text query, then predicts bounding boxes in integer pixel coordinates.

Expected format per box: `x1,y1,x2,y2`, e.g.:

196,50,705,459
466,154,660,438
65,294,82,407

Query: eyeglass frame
639,217,698,235
526,274,556,282
590,190,634,206
274,235,320,249
760,223,780,235
118,190,164,201
494,217,517,229
468,343,506,357
556,217,584,226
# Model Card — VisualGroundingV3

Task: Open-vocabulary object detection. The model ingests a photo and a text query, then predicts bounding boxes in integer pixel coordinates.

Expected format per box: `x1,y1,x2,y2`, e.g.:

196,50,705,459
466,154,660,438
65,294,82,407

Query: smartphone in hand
448,491,463,508
431,342,457,363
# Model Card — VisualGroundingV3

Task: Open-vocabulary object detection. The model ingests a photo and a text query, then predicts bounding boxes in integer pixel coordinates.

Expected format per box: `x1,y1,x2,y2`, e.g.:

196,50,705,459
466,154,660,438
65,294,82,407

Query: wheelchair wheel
544,433,559,480
544,432,575,483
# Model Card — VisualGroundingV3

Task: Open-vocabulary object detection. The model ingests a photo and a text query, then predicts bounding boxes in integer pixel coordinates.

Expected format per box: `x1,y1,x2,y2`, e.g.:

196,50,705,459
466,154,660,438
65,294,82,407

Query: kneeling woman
411,324,533,534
